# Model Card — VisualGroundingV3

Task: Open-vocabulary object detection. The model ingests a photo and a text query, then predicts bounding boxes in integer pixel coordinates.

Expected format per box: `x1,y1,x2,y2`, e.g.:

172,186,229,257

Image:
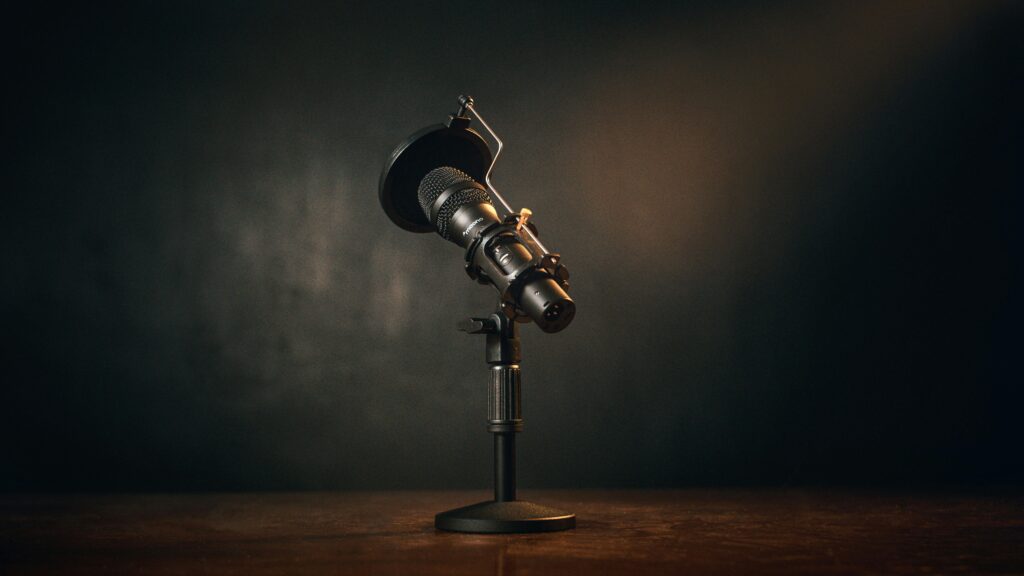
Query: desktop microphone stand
434,305,576,533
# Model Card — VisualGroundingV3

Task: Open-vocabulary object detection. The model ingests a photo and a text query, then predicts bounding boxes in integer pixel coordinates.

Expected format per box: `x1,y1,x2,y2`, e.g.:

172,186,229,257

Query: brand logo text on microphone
463,218,485,236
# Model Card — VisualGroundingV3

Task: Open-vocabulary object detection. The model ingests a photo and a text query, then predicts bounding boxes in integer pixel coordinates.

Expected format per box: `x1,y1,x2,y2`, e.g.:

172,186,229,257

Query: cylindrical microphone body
518,276,573,332
417,167,575,333
448,203,500,249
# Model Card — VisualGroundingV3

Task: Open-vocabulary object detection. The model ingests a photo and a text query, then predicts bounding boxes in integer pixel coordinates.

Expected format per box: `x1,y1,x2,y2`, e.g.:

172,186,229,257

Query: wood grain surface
2,490,1022,574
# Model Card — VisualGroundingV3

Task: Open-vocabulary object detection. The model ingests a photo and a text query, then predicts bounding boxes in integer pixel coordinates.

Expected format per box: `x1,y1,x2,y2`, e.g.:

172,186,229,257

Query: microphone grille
417,166,478,216
436,187,491,241
417,166,493,240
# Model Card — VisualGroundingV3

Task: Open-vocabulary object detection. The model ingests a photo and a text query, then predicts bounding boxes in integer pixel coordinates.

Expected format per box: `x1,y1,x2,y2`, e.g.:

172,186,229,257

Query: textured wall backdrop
4,1,1021,491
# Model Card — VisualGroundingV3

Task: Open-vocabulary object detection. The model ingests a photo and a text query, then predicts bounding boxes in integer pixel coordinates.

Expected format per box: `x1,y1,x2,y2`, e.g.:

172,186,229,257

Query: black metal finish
435,305,575,533
462,220,575,334
434,500,575,534
494,433,516,502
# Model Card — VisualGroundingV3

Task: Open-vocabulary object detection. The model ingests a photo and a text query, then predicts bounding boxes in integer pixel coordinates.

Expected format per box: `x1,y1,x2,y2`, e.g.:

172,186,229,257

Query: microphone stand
433,303,576,533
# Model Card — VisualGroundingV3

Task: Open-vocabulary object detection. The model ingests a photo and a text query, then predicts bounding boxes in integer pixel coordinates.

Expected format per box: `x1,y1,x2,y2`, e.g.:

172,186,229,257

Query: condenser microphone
417,166,574,333
378,96,574,333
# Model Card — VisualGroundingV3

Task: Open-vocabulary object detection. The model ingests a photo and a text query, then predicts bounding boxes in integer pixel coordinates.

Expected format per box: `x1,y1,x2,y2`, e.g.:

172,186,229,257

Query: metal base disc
435,500,576,533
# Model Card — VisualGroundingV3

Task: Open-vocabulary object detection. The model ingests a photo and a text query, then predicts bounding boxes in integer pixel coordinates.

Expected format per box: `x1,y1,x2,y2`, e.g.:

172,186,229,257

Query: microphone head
417,167,494,241
417,166,483,215
379,121,492,233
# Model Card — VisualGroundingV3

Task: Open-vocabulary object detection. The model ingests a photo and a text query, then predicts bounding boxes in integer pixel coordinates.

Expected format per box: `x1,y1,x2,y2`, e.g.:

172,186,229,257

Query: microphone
417,166,575,333
378,97,574,333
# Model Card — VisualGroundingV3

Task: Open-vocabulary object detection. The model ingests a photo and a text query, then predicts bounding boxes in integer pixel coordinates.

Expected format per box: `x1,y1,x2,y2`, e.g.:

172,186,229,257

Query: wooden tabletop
2,490,1022,574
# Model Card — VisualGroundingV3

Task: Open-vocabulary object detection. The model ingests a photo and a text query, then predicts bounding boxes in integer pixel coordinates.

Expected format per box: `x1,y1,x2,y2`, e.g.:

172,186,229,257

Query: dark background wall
3,1,1021,491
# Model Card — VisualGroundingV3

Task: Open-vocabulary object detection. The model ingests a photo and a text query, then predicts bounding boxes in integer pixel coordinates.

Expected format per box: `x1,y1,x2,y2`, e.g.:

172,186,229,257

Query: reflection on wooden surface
2,490,1023,575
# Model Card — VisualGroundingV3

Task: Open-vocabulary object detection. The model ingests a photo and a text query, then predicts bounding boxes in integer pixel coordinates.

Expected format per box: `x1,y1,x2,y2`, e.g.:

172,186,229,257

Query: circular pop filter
379,121,493,233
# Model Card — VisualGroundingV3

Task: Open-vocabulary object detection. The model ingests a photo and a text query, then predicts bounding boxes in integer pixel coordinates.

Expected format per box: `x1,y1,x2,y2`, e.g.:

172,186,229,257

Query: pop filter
379,117,492,233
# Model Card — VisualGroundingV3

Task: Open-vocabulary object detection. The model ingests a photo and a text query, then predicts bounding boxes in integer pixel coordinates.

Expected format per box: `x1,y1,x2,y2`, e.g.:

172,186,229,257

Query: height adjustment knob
488,365,522,433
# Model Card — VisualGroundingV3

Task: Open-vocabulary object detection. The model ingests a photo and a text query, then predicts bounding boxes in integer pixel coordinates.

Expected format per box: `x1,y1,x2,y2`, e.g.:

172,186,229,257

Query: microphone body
418,167,574,333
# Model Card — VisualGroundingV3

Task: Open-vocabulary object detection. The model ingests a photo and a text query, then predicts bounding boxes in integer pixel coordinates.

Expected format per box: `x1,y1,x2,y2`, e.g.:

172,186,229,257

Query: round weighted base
435,500,576,533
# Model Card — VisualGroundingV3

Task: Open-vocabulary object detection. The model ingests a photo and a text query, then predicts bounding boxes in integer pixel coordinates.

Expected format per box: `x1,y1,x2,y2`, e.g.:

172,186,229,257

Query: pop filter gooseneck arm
455,95,550,256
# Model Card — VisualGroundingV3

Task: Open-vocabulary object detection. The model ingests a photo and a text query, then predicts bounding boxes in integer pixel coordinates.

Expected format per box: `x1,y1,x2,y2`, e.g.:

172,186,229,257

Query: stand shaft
489,362,521,502
436,307,574,533
494,433,516,501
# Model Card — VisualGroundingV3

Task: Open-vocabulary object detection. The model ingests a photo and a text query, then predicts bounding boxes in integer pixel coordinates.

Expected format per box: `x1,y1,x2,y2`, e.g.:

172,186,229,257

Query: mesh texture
436,187,492,240
417,166,476,217
417,166,493,241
